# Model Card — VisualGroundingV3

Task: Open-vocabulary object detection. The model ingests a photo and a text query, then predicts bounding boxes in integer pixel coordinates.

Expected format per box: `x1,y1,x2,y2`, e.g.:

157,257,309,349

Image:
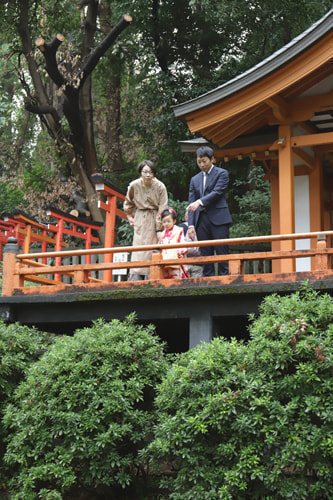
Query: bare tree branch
79,14,132,88
23,96,58,115
36,35,66,88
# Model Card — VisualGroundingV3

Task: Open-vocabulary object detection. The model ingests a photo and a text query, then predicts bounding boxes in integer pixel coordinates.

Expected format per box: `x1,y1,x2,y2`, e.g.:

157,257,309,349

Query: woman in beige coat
123,160,168,280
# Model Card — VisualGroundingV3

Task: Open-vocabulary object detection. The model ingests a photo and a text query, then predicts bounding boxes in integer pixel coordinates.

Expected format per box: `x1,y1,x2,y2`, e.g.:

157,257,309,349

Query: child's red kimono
159,225,188,278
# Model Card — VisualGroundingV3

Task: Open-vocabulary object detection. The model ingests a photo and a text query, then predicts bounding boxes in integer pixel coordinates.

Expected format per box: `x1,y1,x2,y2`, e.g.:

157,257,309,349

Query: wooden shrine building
174,8,333,274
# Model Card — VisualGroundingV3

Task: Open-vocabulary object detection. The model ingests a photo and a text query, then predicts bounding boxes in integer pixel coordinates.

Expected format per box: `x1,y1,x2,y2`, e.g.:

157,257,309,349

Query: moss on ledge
74,280,332,303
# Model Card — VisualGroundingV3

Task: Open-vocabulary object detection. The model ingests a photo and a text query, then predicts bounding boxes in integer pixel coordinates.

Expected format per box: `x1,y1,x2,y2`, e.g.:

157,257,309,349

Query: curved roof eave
173,8,333,119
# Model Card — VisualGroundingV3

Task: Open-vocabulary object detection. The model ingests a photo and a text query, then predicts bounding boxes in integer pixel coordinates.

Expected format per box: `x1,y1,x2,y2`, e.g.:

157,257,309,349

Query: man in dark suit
187,146,232,276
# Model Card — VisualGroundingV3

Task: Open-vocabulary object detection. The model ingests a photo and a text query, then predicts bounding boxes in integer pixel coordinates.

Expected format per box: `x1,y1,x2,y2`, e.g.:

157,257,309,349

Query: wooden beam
293,147,315,170
267,91,333,124
265,95,288,122
291,131,333,148
290,90,333,114
208,108,268,147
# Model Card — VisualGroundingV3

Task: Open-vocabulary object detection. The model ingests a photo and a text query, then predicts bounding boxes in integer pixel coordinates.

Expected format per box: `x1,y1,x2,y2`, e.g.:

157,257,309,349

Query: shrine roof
173,8,333,119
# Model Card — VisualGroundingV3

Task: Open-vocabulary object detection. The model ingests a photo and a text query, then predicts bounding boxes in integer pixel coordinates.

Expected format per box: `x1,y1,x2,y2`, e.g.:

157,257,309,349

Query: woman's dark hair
161,207,177,221
137,160,157,175
196,146,214,159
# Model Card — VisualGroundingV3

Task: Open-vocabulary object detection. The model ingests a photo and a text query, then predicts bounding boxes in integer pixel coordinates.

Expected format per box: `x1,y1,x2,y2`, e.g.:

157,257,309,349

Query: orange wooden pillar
92,175,127,282
309,155,323,269
101,194,117,282
54,218,64,281
278,124,295,272
2,238,20,296
270,166,280,273
23,225,32,254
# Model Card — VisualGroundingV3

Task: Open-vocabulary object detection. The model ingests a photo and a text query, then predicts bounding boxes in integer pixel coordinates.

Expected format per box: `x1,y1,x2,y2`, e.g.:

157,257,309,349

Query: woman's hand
127,214,135,227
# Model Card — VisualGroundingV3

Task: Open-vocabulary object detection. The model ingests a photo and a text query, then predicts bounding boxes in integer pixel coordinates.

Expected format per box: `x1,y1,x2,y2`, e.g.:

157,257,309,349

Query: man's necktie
203,172,207,192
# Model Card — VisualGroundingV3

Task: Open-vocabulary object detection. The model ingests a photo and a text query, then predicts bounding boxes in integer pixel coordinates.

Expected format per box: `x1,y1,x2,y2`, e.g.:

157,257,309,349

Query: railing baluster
150,251,163,280
315,235,328,270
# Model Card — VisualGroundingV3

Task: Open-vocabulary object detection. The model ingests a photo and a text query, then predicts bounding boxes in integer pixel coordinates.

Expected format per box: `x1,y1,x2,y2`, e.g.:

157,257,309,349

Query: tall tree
0,1,132,240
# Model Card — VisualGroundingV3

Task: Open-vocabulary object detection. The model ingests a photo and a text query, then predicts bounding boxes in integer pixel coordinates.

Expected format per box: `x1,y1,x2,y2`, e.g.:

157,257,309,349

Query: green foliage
117,217,134,246
3,315,170,499
148,286,333,499
230,163,271,238
0,184,24,215
0,321,53,490
0,321,53,411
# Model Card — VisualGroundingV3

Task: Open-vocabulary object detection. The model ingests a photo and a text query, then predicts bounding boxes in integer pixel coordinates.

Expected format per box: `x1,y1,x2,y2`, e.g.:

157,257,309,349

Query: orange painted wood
150,251,163,280
103,195,117,282
92,178,127,282
270,170,280,273
4,230,333,296
229,259,242,274
10,245,333,288
185,35,333,132
11,213,61,257
74,269,89,284
309,156,323,267
2,251,17,296
278,124,295,272
11,270,333,297
291,131,333,148
315,237,329,270
14,230,333,261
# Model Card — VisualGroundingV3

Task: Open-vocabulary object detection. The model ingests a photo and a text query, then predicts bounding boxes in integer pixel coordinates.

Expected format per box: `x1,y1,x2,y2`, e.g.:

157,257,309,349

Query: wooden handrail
2,230,333,296
15,230,333,261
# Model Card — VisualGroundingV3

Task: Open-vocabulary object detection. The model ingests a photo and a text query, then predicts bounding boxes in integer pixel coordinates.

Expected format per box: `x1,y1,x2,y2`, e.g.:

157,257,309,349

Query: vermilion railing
2,231,333,296
0,210,62,264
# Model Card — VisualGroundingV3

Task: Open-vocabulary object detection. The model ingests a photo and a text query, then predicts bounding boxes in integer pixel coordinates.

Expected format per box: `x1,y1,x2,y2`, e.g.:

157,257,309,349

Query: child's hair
161,207,177,221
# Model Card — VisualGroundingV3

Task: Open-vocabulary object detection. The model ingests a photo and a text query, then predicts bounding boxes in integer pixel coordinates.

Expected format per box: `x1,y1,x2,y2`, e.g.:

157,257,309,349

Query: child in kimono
159,208,188,279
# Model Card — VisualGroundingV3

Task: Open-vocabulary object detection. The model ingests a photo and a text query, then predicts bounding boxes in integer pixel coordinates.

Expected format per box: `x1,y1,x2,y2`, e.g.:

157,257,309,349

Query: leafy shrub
3,315,170,499
0,321,53,491
149,287,333,499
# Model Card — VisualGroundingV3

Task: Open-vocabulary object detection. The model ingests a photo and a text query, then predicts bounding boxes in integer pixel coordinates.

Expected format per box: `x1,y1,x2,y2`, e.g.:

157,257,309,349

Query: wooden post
74,269,89,284
309,155,323,269
92,175,127,282
278,124,295,272
270,167,281,273
229,259,242,275
150,251,163,280
41,229,48,264
54,218,63,282
24,225,32,254
103,195,117,282
2,237,20,296
315,235,328,271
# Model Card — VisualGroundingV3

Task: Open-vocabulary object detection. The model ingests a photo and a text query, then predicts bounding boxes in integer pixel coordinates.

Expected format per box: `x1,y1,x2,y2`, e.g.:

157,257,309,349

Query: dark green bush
3,315,170,499
0,321,53,493
149,287,333,499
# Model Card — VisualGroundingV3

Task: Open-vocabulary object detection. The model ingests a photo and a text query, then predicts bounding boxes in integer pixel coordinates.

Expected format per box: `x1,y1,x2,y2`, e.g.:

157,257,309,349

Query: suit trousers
196,211,230,276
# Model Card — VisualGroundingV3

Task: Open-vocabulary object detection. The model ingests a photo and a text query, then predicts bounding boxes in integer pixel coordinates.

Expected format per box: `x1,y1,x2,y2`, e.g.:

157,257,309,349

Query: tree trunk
17,0,132,245
104,74,124,178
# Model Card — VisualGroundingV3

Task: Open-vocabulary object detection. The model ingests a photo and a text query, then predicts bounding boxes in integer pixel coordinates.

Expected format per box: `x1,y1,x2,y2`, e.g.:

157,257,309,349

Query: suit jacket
188,166,232,228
